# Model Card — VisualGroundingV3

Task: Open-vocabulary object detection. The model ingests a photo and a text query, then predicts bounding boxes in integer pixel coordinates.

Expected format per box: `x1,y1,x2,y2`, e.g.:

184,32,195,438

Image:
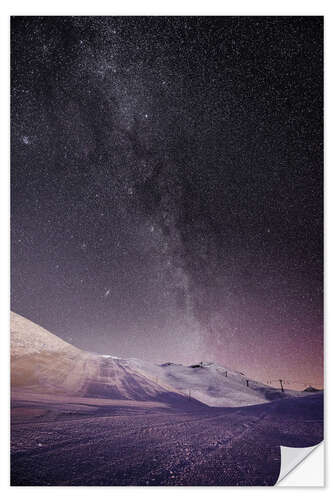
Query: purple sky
11,17,323,390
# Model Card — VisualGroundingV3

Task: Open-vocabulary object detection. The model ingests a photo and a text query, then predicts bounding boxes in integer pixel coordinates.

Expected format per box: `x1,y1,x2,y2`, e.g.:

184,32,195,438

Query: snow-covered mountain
116,358,305,407
10,312,198,407
11,311,307,407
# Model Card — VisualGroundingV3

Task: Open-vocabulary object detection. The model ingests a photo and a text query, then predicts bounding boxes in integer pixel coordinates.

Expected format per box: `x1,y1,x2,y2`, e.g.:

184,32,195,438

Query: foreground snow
11,392,323,486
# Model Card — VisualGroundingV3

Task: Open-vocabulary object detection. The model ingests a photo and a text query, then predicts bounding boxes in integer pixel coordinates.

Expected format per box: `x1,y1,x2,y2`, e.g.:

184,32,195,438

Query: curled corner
277,442,324,486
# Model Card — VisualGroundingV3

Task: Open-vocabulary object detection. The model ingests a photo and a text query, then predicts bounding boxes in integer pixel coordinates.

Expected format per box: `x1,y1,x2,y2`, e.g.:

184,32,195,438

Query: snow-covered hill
11,311,309,408
10,312,200,407
11,311,80,357
117,358,305,407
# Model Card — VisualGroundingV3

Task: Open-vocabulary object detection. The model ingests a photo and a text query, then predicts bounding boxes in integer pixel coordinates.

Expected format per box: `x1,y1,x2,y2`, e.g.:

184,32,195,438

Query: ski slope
11,311,310,408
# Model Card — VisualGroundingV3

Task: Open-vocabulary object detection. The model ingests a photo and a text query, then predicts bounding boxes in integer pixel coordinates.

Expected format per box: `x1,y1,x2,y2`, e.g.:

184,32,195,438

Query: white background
0,0,331,497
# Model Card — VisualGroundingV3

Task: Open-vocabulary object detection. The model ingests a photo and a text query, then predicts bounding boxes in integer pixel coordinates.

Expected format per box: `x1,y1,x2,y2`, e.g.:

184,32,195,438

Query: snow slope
121,359,306,407
11,311,309,408
10,312,200,407
11,311,80,357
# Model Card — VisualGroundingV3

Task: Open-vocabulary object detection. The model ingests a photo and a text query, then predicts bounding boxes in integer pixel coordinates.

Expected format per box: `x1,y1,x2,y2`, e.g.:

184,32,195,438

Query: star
10,16,323,389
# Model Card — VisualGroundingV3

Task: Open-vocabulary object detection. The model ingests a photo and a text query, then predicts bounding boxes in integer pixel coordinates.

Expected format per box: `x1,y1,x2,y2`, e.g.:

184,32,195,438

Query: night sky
11,16,323,389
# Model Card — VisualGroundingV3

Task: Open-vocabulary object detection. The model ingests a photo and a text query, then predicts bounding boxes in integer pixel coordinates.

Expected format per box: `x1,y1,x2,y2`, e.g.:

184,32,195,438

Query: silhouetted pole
246,379,249,387
279,379,284,392
225,371,228,377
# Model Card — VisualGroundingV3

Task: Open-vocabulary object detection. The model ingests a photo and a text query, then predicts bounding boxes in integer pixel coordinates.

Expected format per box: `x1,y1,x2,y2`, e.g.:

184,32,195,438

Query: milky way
11,16,323,389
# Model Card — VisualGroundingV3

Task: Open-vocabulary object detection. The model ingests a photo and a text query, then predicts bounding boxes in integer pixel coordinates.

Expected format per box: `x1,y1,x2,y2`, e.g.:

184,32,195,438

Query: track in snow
11,393,323,486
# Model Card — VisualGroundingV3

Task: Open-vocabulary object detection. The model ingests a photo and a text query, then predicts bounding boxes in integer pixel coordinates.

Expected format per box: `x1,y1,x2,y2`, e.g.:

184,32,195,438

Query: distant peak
303,386,321,392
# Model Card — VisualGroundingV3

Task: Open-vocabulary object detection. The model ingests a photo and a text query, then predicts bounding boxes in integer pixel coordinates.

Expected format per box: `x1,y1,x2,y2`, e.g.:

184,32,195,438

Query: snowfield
11,392,323,486
123,357,305,407
10,311,323,486
11,311,310,408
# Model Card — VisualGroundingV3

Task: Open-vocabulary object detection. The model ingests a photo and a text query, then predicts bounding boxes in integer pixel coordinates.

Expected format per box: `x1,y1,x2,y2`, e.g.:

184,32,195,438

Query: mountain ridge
11,311,311,407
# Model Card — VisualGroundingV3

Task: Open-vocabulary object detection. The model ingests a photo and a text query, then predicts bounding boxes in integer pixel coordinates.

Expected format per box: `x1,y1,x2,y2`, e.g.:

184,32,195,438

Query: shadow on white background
277,442,324,487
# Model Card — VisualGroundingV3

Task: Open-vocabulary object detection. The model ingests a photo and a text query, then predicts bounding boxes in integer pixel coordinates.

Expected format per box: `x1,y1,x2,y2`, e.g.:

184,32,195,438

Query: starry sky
11,16,323,389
